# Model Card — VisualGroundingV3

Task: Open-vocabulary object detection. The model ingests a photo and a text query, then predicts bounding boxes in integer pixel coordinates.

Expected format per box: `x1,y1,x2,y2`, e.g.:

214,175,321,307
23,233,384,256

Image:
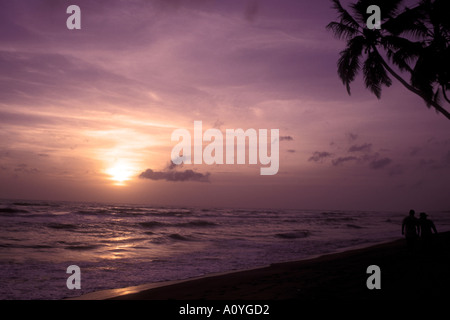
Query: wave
0,243,54,249
275,230,310,239
109,207,155,216
175,220,217,228
320,211,345,216
102,237,149,244
47,223,78,230
324,217,355,223
168,233,192,241
0,207,29,214
74,207,193,217
154,210,193,217
65,244,101,251
346,224,363,229
12,202,55,207
107,248,129,253
76,209,112,216
139,221,168,229
139,220,217,229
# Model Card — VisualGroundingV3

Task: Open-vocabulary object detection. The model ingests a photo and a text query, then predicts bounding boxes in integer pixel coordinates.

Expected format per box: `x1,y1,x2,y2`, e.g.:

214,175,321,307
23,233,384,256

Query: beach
101,231,450,300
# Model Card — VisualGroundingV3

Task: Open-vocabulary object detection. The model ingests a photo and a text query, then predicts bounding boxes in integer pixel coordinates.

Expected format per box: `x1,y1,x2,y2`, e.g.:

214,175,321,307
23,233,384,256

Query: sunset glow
106,163,137,186
0,0,448,210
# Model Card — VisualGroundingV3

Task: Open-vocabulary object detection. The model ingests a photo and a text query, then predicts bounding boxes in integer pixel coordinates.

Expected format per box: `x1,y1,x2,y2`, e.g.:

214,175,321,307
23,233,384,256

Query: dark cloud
287,149,296,153
346,132,358,142
312,135,396,172
213,119,224,129
166,161,178,171
332,156,358,166
370,157,392,170
139,168,210,182
308,151,332,162
279,135,294,141
348,143,372,153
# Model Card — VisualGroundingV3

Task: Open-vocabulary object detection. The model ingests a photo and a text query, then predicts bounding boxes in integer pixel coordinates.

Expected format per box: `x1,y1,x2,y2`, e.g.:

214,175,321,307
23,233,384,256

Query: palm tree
407,0,450,105
327,0,450,120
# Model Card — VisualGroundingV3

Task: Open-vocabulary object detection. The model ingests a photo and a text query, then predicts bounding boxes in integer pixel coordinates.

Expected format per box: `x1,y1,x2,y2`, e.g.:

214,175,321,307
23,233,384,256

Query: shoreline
69,232,450,300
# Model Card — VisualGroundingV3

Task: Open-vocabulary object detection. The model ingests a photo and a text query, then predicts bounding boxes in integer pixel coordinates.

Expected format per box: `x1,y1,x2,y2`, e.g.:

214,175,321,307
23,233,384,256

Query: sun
106,163,135,186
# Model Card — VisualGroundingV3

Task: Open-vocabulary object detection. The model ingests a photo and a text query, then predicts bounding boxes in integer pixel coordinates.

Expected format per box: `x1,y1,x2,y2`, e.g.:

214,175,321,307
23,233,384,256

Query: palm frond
330,0,361,29
411,48,438,102
382,6,426,37
433,0,450,34
363,50,392,98
326,21,361,40
337,36,366,95
382,35,423,72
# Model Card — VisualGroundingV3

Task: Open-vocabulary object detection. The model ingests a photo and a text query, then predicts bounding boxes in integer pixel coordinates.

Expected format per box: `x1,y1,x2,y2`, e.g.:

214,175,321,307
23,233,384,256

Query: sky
0,0,449,211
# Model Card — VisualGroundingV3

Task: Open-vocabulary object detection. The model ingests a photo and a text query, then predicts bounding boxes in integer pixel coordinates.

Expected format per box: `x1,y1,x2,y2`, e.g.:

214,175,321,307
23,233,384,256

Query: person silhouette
402,209,419,251
418,212,437,250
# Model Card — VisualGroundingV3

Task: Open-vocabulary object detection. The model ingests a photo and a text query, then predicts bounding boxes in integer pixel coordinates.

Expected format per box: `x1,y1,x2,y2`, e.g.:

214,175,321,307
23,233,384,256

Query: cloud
369,157,392,170
308,151,332,162
287,149,296,153
332,156,358,166
346,132,358,142
139,168,210,182
279,135,294,141
348,143,372,153
14,163,39,174
0,51,151,109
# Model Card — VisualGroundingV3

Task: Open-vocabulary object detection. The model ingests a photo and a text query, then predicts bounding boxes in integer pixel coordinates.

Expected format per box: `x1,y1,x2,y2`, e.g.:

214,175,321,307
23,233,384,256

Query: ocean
1,199,449,300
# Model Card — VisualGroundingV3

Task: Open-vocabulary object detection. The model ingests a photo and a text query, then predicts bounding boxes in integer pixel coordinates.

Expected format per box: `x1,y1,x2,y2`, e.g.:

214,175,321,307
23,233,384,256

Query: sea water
1,199,449,300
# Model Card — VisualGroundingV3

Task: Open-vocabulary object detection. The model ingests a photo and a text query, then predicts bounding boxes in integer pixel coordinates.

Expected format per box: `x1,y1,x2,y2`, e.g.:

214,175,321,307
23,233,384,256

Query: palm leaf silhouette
327,0,450,120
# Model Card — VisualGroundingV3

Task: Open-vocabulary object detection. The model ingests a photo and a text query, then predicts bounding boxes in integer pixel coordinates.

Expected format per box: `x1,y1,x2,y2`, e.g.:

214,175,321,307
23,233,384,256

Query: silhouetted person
402,210,419,251
418,212,437,250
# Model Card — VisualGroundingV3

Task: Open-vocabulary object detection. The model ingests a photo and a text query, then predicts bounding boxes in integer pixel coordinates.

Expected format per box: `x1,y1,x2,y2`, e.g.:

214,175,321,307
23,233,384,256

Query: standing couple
402,209,437,250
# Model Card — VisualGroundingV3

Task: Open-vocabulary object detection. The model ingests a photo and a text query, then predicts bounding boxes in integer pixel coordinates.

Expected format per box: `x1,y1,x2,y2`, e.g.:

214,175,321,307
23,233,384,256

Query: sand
73,232,450,300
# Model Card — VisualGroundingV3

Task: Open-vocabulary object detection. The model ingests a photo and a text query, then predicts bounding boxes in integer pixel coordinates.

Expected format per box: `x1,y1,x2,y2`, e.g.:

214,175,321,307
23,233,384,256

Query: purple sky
0,0,449,211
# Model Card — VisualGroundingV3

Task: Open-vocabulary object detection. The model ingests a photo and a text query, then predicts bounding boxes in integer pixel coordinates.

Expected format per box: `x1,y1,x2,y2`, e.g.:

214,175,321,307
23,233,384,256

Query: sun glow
106,163,136,186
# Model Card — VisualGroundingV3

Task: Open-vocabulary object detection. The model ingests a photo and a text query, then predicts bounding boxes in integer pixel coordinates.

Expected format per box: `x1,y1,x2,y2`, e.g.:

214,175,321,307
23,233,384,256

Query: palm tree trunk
373,48,450,120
